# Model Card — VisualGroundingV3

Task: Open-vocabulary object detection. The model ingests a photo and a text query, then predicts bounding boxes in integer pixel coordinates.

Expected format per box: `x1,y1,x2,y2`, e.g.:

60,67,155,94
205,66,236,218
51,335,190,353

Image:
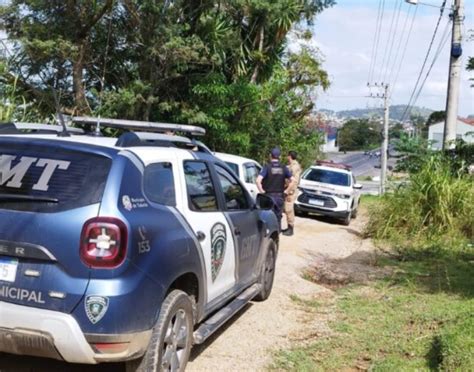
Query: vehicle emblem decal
85,295,109,324
211,223,226,282
122,195,133,211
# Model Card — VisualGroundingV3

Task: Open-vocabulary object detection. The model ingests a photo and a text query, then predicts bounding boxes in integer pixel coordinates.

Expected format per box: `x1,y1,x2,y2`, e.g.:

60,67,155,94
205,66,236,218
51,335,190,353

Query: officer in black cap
256,147,295,229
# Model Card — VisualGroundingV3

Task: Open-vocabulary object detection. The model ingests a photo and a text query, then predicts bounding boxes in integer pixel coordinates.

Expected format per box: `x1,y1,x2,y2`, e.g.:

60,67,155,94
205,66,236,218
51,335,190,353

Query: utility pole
381,84,389,194
366,83,390,195
444,0,464,150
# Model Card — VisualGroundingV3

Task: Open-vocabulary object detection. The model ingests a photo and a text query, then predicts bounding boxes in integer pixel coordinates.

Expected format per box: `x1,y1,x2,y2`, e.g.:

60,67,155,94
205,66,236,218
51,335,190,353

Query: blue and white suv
0,120,279,371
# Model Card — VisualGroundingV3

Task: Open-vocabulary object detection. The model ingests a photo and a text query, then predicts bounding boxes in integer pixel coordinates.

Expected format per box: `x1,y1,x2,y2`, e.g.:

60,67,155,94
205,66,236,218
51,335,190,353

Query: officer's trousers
267,192,284,229
284,192,298,227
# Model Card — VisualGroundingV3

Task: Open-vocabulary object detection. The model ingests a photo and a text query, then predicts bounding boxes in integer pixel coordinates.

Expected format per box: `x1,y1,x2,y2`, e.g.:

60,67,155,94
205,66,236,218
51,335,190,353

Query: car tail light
80,217,128,269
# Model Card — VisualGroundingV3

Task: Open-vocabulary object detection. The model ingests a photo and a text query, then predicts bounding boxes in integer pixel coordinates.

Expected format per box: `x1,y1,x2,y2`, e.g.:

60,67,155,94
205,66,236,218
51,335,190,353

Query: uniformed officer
256,147,294,229
282,150,302,236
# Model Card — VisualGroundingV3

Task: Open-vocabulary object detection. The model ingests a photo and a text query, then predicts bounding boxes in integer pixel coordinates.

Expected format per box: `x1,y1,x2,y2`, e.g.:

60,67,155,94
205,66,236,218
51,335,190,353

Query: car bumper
0,300,151,364
295,203,349,219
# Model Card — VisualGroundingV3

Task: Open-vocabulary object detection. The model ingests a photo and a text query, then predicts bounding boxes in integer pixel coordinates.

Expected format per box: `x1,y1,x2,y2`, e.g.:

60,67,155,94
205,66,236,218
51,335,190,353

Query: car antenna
51,83,70,137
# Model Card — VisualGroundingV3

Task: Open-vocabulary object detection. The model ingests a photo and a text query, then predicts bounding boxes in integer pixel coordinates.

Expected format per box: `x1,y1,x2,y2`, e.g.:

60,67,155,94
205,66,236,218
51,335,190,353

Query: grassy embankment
272,159,474,371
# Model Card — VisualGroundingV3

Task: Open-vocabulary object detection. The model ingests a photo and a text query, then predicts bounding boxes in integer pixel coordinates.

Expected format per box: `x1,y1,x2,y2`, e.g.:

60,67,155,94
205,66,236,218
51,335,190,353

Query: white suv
214,152,262,200
294,161,362,225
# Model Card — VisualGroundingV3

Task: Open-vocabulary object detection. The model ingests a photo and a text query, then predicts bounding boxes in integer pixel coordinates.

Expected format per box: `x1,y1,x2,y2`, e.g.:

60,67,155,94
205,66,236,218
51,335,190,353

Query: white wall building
428,118,474,149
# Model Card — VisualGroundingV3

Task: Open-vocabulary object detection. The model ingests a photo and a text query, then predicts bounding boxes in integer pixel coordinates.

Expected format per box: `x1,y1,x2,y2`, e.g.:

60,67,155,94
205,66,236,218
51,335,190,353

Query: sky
301,0,474,116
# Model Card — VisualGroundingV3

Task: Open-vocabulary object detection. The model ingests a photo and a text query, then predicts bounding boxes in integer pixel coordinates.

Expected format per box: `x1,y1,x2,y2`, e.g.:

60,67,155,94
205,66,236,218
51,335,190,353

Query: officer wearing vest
256,147,294,229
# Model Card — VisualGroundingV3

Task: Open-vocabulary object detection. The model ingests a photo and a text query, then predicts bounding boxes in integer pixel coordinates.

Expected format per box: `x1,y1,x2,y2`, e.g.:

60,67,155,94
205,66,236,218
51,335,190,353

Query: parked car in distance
214,152,262,200
294,161,362,225
0,120,280,371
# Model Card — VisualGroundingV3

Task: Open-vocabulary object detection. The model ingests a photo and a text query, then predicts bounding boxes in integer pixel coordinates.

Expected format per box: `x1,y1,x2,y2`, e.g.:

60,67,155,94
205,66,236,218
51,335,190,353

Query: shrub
366,155,474,253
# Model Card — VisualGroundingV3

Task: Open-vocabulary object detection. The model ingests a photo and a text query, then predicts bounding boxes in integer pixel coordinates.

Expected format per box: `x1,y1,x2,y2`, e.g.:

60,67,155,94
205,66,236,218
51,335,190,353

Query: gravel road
0,212,374,372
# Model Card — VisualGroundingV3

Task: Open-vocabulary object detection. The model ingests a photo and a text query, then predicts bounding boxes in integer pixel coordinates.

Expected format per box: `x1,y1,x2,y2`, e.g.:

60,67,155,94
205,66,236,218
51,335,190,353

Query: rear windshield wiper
0,193,59,203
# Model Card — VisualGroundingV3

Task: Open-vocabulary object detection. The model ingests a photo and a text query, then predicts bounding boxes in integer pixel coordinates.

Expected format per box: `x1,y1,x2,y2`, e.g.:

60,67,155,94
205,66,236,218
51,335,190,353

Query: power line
405,19,451,119
390,4,418,97
379,0,403,84
381,0,405,84
368,0,386,84
400,0,448,122
368,0,384,84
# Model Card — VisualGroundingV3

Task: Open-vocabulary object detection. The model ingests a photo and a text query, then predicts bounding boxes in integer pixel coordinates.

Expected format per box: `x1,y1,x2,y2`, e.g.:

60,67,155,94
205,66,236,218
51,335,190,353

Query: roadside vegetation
273,145,473,370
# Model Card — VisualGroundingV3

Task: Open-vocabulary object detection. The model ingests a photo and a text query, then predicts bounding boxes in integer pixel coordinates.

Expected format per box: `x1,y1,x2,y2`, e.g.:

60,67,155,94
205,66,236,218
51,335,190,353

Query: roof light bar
5,123,85,134
72,116,206,136
315,160,352,171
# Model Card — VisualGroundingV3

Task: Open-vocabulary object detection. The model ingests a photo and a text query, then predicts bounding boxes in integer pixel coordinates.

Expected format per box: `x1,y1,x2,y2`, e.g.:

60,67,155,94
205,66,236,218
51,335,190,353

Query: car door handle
196,231,206,242
234,227,241,236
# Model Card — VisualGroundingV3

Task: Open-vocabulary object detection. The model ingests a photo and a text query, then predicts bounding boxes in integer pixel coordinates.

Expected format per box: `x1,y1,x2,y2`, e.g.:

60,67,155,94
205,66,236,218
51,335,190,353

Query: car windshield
303,168,350,186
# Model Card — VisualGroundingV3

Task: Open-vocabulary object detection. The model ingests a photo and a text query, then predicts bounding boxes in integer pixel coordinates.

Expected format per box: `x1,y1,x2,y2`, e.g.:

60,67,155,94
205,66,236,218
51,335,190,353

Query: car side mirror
353,183,363,190
256,193,274,210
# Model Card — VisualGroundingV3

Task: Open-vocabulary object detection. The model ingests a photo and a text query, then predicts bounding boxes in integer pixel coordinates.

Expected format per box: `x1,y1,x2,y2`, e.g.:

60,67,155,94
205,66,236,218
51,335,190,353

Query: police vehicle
294,161,362,226
214,152,262,200
0,118,279,371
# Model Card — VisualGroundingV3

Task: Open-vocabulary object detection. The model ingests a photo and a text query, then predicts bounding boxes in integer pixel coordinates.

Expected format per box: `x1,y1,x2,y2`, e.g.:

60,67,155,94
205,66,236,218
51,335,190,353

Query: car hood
299,179,352,195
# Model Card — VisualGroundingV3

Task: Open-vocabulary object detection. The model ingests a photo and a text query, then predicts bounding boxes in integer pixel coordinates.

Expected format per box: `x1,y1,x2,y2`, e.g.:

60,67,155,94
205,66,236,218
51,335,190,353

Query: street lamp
405,0,444,8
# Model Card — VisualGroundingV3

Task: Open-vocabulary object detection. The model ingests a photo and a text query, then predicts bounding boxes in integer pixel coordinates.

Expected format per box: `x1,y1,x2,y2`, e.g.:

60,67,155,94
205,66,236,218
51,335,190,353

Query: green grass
271,252,474,371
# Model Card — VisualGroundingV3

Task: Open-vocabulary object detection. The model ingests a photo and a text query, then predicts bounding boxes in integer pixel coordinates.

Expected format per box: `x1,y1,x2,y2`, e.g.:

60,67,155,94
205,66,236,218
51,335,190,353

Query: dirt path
0,213,374,372
187,213,375,371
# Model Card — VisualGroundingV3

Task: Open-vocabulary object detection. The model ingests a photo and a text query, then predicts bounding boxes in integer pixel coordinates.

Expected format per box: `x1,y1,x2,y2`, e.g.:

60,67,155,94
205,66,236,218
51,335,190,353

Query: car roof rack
72,116,206,137
0,122,85,135
115,132,212,154
315,160,352,171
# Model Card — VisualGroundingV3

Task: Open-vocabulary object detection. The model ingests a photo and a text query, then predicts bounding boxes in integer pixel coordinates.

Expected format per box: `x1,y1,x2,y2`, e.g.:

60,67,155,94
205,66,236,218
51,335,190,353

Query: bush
366,155,474,253
438,315,474,371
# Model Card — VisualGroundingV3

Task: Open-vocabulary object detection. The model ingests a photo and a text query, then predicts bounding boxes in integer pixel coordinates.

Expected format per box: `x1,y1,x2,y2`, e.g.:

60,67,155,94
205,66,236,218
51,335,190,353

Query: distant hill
319,105,434,121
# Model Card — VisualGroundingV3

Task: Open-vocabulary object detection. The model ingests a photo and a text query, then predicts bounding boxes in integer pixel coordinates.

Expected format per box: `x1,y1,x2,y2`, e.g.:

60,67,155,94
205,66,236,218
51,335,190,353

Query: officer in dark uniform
256,147,295,229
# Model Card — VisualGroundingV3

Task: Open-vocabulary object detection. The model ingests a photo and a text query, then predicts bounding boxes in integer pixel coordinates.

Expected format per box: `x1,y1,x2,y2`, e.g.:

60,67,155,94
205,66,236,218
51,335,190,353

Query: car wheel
126,290,194,372
352,206,358,219
341,211,351,226
254,239,277,302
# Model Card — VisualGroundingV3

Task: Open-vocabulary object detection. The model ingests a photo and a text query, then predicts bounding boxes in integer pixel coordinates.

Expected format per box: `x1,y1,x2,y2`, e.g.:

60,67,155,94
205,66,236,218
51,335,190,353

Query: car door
214,164,261,286
242,162,261,200
180,160,236,303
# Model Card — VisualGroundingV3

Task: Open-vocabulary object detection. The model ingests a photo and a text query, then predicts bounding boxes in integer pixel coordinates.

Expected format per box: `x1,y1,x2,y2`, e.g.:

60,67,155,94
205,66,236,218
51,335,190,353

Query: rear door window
144,162,176,206
184,161,218,212
0,144,112,212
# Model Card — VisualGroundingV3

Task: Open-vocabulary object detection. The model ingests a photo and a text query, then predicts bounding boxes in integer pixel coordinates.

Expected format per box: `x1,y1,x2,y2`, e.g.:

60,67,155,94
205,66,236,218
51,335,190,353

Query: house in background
428,118,474,149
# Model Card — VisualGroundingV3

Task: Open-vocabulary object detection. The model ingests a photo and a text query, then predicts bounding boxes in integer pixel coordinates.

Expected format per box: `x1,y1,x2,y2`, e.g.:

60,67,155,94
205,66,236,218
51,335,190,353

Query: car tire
126,290,194,372
341,211,351,226
352,206,358,219
254,239,277,302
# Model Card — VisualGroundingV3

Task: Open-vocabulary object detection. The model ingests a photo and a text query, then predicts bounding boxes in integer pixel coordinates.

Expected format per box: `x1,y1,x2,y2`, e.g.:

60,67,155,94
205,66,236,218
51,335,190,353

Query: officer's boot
282,225,294,236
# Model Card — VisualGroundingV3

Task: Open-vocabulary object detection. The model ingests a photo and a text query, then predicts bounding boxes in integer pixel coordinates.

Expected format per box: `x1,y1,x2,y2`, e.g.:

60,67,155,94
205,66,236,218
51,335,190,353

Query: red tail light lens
80,217,128,268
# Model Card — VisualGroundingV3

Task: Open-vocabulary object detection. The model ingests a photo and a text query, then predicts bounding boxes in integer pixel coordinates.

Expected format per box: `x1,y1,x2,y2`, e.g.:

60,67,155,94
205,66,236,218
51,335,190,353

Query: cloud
308,0,474,116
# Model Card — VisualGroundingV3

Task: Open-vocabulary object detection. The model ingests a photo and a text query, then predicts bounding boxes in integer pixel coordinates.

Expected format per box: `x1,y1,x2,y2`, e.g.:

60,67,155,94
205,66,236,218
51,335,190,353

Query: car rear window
303,168,350,187
224,161,240,177
0,144,112,212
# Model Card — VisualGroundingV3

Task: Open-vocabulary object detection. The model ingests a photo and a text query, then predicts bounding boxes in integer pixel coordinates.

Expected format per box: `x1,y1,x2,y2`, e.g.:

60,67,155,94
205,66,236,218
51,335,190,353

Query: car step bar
193,283,261,345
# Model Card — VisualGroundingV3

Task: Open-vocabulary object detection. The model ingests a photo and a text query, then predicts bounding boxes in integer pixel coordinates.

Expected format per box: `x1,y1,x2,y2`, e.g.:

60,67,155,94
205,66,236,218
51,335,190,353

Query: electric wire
400,0,448,122
405,19,452,119
381,0,405,84
390,4,418,98
368,0,384,84
369,0,386,84
379,0,403,84
386,4,413,87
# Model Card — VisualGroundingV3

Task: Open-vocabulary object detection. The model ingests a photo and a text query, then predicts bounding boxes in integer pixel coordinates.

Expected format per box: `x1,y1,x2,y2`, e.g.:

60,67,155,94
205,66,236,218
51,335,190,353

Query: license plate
0,257,18,283
309,199,324,206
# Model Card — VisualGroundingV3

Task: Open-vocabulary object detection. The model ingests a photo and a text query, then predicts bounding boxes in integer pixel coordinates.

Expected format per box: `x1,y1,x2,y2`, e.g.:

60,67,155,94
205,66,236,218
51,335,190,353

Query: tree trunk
72,42,89,114
250,25,264,84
